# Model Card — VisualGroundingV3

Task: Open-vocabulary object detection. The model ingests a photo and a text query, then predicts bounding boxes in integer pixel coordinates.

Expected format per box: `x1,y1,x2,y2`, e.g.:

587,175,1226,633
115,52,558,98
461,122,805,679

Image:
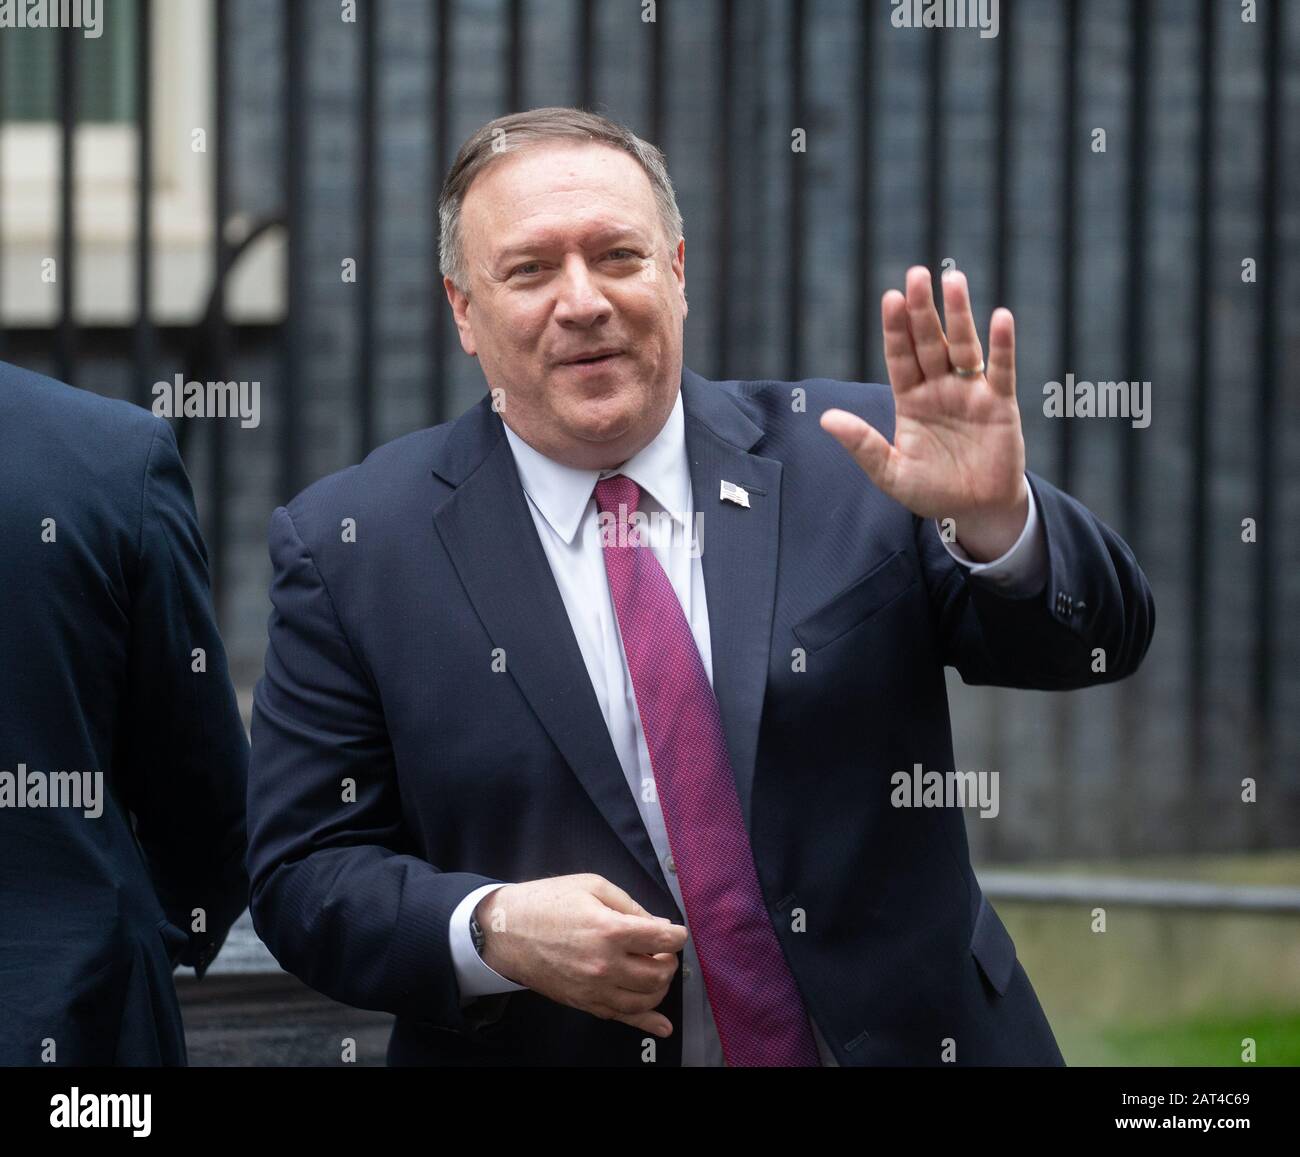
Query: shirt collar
501,389,690,546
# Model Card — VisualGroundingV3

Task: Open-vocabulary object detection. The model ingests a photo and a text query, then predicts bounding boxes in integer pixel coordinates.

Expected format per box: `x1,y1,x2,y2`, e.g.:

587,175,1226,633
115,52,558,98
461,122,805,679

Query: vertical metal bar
647,0,663,162
1117,0,1150,856
209,0,230,625
1253,0,1280,791
506,0,522,112
58,25,77,385
431,0,450,426
134,0,155,408
742,1,761,382
1122,0,1148,549
853,0,875,383
786,0,804,381
714,0,733,377
281,0,306,501
1189,0,1215,803
992,2,1011,319
358,0,378,458
577,0,593,110
924,30,944,283
1058,0,1078,493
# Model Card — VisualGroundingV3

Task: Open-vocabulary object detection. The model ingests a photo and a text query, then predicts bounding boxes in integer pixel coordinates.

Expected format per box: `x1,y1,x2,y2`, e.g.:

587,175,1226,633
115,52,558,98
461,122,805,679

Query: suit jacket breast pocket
792,549,918,653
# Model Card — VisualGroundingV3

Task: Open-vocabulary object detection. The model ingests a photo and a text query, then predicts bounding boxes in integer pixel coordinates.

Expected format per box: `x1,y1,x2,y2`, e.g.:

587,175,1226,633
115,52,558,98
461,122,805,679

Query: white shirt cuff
450,882,528,1006
935,474,1048,598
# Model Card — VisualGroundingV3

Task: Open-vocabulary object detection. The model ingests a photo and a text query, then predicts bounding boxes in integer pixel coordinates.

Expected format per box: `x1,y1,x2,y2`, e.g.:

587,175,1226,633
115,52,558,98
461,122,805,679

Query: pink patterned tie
594,473,820,1067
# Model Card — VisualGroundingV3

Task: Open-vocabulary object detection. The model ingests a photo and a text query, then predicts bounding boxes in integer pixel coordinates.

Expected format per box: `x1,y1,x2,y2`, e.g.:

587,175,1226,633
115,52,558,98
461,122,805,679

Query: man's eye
607,249,638,261
512,262,541,277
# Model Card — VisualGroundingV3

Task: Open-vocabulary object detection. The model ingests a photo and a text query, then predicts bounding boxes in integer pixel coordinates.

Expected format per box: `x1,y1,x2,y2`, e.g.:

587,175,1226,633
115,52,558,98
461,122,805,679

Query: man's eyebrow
493,226,648,263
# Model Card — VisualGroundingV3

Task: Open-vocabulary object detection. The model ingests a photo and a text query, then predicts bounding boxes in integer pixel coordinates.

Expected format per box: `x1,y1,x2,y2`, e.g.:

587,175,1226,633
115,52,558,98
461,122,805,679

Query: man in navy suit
246,107,1154,1066
0,363,250,1065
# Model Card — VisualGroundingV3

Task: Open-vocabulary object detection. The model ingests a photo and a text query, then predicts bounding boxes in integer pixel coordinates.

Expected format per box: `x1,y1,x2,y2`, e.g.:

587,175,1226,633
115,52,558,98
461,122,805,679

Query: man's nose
553,255,612,324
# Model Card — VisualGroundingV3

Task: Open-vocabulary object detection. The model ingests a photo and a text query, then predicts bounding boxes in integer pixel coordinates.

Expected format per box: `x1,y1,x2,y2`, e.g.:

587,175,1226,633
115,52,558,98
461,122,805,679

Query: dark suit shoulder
0,359,169,490
0,358,163,442
0,361,176,554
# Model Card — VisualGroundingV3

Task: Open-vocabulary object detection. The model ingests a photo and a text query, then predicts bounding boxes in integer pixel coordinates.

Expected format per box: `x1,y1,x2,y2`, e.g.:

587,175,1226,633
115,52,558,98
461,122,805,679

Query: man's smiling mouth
560,351,625,369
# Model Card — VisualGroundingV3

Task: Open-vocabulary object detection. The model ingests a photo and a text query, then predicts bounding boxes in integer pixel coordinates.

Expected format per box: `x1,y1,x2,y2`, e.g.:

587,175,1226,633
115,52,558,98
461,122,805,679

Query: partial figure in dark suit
247,108,1154,1066
0,362,250,1066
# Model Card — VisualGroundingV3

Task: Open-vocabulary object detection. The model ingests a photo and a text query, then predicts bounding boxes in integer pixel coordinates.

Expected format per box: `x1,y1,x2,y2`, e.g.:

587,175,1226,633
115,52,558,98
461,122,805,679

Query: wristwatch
469,912,487,957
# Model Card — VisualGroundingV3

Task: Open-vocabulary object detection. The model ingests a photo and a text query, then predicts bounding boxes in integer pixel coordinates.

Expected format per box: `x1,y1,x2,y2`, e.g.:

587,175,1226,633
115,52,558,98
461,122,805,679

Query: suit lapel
430,399,675,908
680,368,781,832
428,367,781,909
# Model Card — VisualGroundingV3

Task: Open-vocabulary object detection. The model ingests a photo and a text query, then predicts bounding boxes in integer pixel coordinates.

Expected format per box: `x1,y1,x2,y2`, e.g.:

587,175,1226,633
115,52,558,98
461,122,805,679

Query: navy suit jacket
0,363,249,1066
246,366,1154,1066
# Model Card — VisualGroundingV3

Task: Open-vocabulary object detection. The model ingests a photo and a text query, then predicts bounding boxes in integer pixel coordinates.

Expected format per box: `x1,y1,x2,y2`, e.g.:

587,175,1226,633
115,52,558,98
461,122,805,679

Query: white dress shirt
448,388,1048,1066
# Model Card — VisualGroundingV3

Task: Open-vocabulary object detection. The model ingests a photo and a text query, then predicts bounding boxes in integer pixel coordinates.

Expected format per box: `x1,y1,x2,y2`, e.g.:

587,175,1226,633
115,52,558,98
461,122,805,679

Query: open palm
821,266,1027,527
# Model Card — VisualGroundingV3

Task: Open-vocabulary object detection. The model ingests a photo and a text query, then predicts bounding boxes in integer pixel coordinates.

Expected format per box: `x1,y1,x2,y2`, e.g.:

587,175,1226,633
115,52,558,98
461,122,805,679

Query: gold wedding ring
951,360,985,377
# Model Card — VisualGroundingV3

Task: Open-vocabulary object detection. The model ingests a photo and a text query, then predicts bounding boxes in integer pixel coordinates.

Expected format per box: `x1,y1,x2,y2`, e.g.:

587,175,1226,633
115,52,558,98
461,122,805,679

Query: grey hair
437,106,684,294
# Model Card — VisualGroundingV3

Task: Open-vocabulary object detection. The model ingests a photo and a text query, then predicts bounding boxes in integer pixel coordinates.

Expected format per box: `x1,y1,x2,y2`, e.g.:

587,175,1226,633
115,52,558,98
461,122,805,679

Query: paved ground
176,973,394,1066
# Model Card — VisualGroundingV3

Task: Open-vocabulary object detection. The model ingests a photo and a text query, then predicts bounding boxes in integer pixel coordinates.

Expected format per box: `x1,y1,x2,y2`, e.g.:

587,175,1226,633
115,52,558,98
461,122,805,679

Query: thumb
820,408,896,492
585,875,648,917
586,876,678,946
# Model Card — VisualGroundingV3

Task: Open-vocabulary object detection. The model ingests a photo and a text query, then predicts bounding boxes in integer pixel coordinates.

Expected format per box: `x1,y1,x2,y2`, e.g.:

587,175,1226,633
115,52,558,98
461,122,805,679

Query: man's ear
444,275,478,357
672,238,688,319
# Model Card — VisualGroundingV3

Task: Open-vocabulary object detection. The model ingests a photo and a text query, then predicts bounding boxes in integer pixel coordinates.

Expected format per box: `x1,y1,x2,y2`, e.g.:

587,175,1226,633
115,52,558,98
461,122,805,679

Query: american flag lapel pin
720,479,750,508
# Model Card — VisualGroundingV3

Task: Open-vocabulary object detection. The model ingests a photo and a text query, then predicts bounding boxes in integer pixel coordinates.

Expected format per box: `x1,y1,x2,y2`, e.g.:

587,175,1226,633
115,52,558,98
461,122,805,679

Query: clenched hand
475,873,688,1039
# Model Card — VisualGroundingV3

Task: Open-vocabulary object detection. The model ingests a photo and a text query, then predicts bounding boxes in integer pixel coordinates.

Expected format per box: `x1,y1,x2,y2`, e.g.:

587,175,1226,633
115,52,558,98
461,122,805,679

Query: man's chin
550,406,652,469
568,415,637,447
557,391,641,442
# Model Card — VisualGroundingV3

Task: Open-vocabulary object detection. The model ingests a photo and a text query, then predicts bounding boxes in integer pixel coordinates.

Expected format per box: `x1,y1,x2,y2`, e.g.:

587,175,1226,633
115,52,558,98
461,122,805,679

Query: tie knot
594,473,641,519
